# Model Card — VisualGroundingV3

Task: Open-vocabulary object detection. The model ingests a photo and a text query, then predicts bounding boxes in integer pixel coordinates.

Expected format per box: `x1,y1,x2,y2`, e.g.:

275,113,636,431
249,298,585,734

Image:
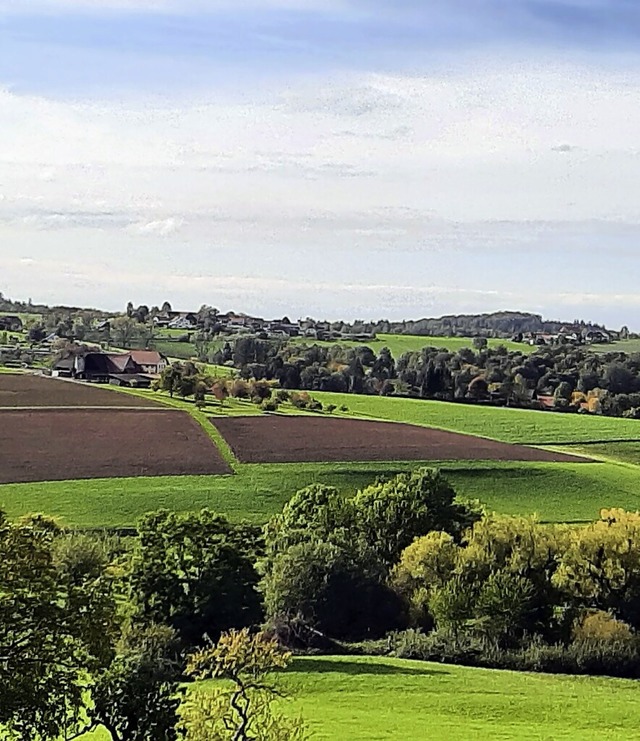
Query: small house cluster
53,350,168,388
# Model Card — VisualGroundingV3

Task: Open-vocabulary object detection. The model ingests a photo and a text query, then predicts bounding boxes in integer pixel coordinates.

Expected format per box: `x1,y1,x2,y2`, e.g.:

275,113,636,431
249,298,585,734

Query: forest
209,337,640,418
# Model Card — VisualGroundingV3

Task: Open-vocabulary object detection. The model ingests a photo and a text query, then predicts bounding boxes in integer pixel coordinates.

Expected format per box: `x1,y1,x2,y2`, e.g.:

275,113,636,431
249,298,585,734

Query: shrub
325,404,337,414
573,610,634,643
261,400,278,412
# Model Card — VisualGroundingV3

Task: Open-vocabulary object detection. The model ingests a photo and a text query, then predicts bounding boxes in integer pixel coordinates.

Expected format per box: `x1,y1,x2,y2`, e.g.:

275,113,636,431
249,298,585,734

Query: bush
339,405,349,412
386,629,640,680
261,400,278,412
325,404,337,414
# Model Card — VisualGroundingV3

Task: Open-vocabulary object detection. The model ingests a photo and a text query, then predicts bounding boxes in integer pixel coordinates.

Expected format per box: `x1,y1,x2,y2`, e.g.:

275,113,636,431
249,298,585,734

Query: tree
179,629,307,741
0,514,117,740
262,540,403,640
89,623,181,741
472,337,488,350
130,510,263,648
111,316,138,349
352,468,481,574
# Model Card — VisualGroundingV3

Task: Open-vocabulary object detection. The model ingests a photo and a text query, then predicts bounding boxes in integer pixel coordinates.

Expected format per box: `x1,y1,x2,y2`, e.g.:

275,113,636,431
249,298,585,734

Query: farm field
3,376,640,526
0,409,231,484
567,441,640,465
151,339,197,360
212,415,589,465
313,392,640,445
0,373,160,408
590,338,640,354
292,332,529,357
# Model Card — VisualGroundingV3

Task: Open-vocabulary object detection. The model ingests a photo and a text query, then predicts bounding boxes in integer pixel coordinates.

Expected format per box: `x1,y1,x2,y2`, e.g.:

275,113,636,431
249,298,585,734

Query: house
167,313,198,330
0,315,23,332
153,311,199,329
127,350,168,374
51,356,75,377
73,350,168,382
584,329,611,344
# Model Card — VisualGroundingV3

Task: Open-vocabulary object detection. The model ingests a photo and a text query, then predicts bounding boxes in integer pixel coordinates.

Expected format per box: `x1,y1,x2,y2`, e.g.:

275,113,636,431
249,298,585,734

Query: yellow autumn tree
179,628,308,741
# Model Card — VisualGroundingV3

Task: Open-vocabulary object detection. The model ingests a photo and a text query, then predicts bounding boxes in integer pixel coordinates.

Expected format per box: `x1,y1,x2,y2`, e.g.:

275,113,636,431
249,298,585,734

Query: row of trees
210,338,640,417
6,470,640,737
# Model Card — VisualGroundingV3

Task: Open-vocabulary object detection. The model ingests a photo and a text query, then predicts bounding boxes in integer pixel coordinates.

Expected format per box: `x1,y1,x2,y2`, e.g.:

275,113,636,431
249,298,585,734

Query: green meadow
79,654,640,740
279,656,640,741
292,332,529,357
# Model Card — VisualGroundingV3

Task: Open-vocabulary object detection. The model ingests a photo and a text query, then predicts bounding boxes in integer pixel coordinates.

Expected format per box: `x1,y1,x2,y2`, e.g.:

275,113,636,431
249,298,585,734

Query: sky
1,1,640,326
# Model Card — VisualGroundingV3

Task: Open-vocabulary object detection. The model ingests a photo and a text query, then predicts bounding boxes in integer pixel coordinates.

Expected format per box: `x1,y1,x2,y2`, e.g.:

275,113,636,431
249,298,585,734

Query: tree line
208,338,640,418
5,469,640,738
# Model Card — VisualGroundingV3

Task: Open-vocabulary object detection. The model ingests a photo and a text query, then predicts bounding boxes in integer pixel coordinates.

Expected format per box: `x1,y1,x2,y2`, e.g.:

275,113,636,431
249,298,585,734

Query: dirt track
211,415,592,464
0,374,160,408
0,409,231,483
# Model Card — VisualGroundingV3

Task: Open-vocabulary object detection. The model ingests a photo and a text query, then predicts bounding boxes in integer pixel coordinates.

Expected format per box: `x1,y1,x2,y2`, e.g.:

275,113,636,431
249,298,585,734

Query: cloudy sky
1,1,640,326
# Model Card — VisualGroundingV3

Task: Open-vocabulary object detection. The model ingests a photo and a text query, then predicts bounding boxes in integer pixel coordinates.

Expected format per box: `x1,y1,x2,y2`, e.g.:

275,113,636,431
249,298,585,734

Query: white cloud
2,57,640,322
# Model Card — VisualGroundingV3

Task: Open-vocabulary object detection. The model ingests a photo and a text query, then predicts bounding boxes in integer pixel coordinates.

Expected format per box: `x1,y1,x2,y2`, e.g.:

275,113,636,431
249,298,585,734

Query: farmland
212,415,589,465
0,373,160,407
3,374,640,525
0,408,231,484
313,391,640,444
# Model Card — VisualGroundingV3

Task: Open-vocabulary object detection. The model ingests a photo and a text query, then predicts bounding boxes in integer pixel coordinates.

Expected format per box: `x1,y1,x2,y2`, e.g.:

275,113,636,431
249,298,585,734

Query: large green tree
0,514,117,740
130,510,263,648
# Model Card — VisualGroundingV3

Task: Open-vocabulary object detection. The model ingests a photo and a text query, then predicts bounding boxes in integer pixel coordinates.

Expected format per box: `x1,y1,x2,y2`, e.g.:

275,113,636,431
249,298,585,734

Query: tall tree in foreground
179,628,307,741
0,513,117,740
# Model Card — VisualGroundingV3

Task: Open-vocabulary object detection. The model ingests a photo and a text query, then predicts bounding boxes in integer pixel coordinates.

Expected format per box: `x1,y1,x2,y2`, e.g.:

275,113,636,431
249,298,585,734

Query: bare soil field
0,374,160,408
212,415,592,464
0,409,231,483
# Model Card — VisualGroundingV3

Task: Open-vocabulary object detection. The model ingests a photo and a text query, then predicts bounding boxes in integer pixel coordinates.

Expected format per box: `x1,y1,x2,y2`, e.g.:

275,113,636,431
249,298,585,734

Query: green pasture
313,392,640,445
3,457,640,527
79,653,640,740
4,380,640,527
292,333,529,358
281,655,640,740
152,340,197,360
590,338,640,355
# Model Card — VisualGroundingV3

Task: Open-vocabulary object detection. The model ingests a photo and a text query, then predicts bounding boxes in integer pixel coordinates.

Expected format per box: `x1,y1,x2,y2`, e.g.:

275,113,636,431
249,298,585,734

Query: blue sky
1,0,640,326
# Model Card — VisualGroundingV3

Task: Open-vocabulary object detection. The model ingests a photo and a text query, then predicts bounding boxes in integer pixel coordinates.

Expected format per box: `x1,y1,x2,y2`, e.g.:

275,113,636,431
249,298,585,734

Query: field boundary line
0,405,172,411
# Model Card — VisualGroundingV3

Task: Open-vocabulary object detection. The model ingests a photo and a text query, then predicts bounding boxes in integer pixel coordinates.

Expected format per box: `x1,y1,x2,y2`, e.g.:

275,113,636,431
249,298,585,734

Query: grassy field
78,653,640,740
590,338,640,354
152,339,197,360
292,333,529,358
280,655,640,740
3,457,640,527
313,392,640,445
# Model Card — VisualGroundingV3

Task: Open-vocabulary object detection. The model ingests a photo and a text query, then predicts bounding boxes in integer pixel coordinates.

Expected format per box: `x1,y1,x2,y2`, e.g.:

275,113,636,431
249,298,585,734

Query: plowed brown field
212,415,591,464
0,373,160,408
0,409,231,483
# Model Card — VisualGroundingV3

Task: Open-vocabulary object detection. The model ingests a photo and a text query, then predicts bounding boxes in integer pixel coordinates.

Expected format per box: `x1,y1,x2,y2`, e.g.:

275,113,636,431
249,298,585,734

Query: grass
590,339,640,354
3,458,640,527
152,340,197,360
77,653,640,740
292,333,529,358
313,392,640,445
277,655,640,740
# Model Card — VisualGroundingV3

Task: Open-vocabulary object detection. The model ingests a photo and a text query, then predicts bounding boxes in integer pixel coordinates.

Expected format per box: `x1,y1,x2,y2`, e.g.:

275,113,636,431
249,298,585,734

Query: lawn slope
282,655,640,740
